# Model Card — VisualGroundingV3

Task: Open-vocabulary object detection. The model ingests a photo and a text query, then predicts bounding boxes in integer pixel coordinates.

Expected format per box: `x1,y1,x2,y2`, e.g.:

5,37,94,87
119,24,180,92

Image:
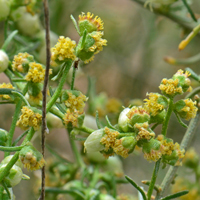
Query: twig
39,0,51,199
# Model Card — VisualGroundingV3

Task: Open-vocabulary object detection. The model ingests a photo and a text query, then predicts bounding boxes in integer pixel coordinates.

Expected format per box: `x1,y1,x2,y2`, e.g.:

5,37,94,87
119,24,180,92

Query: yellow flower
28,92,43,105
51,36,76,63
19,145,45,171
181,99,198,120
113,139,129,158
144,93,167,116
135,122,155,141
100,127,119,151
12,52,33,72
63,109,83,127
144,149,162,162
17,106,42,130
88,31,107,54
159,78,183,96
0,83,14,99
79,12,104,31
25,62,46,83
65,91,88,112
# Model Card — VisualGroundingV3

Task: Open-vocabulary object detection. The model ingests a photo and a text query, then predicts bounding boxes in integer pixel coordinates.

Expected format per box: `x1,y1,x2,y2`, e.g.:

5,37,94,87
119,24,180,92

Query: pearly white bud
0,50,9,73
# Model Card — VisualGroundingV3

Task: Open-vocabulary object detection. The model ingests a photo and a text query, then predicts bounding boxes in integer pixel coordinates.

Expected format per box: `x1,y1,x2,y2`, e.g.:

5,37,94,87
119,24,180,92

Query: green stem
147,159,161,200
156,112,200,199
67,128,85,168
2,30,18,51
2,181,11,199
50,106,65,119
161,98,173,136
4,20,8,40
46,60,73,113
174,112,188,128
0,144,26,152
4,99,22,157
12,130,29,146
75,126,94,134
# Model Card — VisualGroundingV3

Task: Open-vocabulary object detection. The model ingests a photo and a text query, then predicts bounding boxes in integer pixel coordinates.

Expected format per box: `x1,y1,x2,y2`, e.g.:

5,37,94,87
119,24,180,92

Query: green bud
121,136,137,154
149,110,166,124
79,19,98,36
0,128,8,146
0,0,10,21
142,139,160,154
0,50,9,73
86,151,106,163
84,129,105,153
118,108,131,132
0,164,23,187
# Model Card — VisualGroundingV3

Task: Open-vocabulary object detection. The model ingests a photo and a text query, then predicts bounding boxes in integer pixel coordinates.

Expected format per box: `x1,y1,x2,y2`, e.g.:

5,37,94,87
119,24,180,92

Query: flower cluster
19,145,45,171
12,52,34,73
51,36,76,65
0,83,14,99
17,106,42,130
64,91,88,112
25,62,46,83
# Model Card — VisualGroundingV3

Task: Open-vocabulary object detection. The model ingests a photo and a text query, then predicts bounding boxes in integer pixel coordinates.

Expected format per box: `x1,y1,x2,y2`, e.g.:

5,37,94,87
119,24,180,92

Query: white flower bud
1,155,23,168
0,0,10,21
0,50,9,73
118,108,130,132
84,129,105,153
0,164,23,187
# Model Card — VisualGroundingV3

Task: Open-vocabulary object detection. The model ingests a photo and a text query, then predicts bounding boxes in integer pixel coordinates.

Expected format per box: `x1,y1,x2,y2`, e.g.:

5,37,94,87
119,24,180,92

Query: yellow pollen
0,83,14,99
63,109,83,127
181,99,198,120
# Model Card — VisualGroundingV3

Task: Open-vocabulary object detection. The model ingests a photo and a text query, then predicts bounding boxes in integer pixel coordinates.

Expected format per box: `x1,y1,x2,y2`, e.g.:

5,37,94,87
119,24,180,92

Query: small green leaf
181,0,197,22
161,190,189,200
125,175,147,200
96,111,103,129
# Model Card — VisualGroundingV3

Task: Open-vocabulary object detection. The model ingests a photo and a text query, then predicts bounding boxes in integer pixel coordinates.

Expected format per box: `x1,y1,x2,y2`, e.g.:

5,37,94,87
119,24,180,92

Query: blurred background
0,0,200,199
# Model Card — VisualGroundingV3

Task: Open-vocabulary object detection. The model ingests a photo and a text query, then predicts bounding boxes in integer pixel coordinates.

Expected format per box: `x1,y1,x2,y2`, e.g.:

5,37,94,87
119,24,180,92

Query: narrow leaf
125,175,147,200
181,0,197,22
161,190,189,200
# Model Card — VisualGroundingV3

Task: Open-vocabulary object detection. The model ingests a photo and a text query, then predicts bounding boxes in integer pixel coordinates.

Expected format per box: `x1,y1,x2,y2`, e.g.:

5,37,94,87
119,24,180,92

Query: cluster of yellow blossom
0,83,14,99
12,52,32,72
79,12,104,31
17,106,42,130
20,152,45,171
144,93,166,116
159,78,183,96
63,109,83,127
100,127,130,158
25,62,46,83
181,99,198,120
135,122,155,141
65,91,88,112
51,36,76,63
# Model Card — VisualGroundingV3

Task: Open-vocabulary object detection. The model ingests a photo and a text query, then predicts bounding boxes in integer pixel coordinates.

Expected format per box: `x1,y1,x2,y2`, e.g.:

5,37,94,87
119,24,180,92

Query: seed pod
0,128,8,146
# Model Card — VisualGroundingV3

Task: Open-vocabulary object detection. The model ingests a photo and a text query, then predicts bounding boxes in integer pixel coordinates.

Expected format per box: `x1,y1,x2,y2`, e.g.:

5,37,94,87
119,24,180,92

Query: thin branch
131,0,199,34
39,0,51,199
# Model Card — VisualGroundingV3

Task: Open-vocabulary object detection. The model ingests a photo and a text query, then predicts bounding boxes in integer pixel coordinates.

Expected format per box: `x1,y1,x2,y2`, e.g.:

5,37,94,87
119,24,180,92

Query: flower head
78,12,104,35
19,144,45,171
144,93,168,116
134,122,155,141
159,78,183,97
63,109,84,127
126,106,150,126
174,99,198,120
12,52,34,73
64,91,88,112
51,36,76,64
183,148,199,169
0,83,14,99
17,106,42,130
100,127,119,151
25,62,46,83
